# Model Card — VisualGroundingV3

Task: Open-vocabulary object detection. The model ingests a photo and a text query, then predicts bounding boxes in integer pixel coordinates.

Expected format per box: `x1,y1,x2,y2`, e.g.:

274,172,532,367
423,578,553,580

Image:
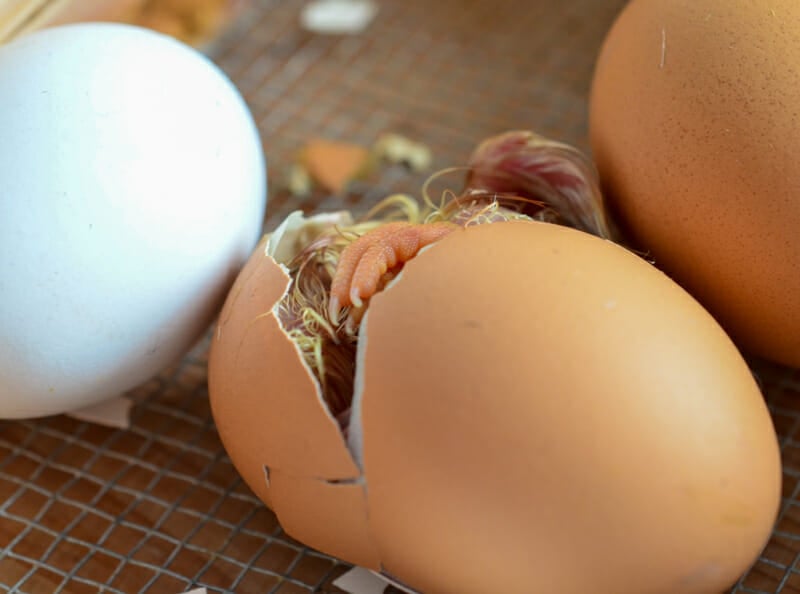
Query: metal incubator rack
0,0,798,592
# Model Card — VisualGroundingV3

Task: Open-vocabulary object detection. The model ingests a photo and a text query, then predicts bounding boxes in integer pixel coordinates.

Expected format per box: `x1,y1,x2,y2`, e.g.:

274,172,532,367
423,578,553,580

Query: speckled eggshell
355,221,780,594
589,0,800,366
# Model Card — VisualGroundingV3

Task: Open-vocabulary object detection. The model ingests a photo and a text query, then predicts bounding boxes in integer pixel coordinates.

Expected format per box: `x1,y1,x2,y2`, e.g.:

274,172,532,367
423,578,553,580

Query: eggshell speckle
589,0,800,365
0,23,266,417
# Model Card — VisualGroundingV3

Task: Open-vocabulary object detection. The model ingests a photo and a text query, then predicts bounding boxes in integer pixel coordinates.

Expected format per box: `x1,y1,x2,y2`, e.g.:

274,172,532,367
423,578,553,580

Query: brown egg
209,213,781,594
589,0,800,366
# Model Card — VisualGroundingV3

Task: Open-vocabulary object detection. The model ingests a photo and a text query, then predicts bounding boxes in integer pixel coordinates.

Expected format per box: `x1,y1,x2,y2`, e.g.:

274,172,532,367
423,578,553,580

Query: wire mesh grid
1,0,800,592
0,338,348,593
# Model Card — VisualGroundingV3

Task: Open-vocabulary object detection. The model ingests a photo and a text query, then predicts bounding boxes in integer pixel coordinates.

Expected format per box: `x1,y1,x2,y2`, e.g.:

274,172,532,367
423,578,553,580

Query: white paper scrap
334,568,390,594
300,0,378,35
67,396,133,429
333,567,417,594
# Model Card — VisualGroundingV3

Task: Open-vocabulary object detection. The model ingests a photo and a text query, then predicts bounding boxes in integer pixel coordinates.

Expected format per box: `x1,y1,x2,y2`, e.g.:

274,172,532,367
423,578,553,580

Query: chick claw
328,221,458,322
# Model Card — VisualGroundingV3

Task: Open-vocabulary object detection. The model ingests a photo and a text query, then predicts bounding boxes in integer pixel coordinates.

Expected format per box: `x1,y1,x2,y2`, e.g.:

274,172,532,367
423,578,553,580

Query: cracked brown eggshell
208,213,379,569
208,233,359,483
210,214,781,594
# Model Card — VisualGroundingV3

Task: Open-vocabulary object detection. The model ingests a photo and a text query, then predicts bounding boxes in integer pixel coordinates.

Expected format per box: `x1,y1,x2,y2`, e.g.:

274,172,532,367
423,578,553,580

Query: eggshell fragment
357,221,781,594
208,236,360,491
589,0,800,366
269,470,379,569
300,139,370,195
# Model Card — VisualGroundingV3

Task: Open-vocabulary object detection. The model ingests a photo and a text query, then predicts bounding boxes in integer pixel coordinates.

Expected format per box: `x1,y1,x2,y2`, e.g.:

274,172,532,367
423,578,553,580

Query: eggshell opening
208,213,361,506
266,209,363,465
347,265,409,472
355,220,780,594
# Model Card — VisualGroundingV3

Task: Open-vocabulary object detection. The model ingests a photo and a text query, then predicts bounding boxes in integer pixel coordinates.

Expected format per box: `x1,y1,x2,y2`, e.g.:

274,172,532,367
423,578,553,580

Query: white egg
0,23,267,418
